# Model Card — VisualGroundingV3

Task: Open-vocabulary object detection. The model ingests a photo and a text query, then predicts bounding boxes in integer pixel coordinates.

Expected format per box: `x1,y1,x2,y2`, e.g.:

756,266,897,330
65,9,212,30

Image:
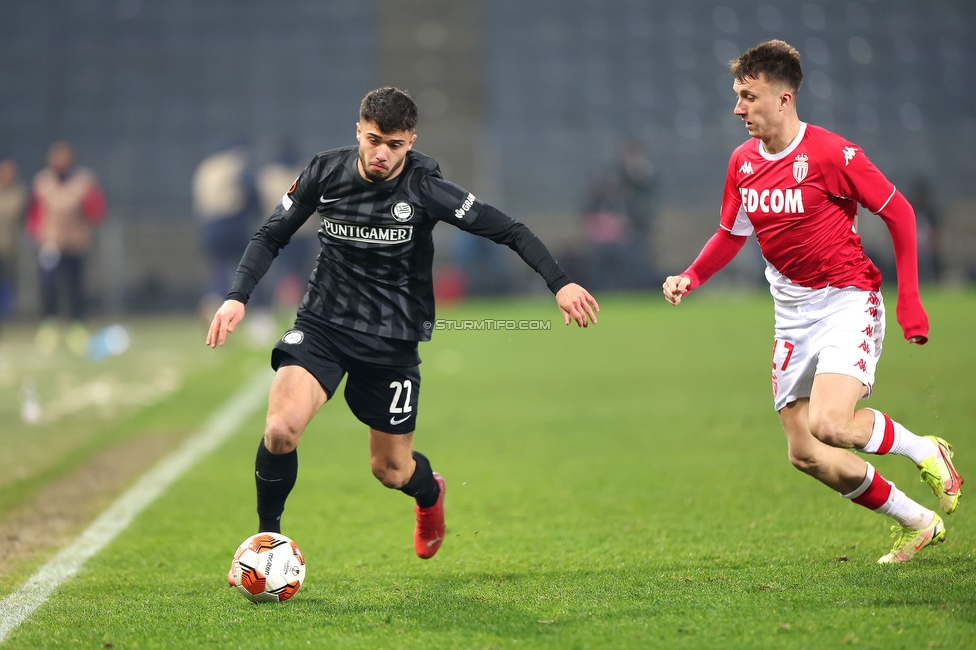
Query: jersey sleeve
420,173,485,225
226,157,320,304
421,174,571,294
819,136,895,214
719,154,754,236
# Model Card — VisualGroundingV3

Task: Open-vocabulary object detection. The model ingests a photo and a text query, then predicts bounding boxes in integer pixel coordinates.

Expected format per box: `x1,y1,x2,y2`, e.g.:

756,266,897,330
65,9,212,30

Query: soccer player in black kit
207,88,599,576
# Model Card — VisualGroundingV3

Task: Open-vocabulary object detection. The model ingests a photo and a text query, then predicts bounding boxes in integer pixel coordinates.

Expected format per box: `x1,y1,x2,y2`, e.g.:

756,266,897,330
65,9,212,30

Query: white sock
875,484,935,530
890,422,938,465
862,409,937,464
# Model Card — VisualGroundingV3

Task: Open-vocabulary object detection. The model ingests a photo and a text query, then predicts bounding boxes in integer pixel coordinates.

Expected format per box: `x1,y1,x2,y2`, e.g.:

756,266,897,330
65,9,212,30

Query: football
230,532,306,603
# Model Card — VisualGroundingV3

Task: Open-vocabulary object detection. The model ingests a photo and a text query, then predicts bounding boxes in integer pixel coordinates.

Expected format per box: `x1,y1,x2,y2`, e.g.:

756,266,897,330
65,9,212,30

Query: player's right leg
858,409,962,514
257,364,328,532
229,364,328,586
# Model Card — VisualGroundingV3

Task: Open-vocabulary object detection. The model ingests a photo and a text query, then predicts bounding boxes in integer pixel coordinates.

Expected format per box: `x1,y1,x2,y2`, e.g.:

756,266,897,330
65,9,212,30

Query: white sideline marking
0,370,272,644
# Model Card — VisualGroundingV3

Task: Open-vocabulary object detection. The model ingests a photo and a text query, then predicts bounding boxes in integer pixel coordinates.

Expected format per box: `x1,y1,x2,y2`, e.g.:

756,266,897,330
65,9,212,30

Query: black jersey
227,146,571,342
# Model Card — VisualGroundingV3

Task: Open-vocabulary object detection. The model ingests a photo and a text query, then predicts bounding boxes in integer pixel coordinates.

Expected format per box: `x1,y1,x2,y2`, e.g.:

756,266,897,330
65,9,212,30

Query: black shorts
271,324,420,434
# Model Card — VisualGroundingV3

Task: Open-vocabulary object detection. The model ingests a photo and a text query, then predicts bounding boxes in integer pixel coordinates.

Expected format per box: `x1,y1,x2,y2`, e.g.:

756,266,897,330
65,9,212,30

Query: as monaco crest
792,154,809,183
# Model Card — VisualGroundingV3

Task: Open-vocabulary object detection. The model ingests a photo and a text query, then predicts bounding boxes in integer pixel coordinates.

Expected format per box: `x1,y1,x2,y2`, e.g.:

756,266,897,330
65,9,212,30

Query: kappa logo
843,146,858,166
282,330,304,345
391,201,414,222
739,161,754,175
792,153,809,183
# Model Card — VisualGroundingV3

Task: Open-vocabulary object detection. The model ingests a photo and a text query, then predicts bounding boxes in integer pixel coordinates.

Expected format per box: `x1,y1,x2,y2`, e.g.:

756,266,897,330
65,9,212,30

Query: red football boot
414,472,446,559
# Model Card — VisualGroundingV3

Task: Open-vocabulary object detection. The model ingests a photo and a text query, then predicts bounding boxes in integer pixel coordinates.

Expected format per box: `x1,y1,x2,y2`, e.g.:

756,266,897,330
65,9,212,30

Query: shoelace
887,525,916,552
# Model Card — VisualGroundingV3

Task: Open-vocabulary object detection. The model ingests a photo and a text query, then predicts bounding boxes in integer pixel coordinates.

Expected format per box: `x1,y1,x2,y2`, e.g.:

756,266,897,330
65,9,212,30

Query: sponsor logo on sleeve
843,146,858,166
454,193,476,219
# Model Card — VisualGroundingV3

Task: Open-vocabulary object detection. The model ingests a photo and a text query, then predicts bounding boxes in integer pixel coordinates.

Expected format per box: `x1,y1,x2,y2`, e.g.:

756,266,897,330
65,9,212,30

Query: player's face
356,121,417,183
732,74,793,142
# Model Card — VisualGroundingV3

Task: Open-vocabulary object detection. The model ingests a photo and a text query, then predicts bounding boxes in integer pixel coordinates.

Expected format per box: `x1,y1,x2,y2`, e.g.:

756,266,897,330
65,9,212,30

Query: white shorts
771,288,885,411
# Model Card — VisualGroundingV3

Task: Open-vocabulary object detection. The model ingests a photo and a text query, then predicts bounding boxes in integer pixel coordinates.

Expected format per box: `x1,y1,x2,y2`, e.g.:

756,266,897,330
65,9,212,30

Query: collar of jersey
757,122,807,161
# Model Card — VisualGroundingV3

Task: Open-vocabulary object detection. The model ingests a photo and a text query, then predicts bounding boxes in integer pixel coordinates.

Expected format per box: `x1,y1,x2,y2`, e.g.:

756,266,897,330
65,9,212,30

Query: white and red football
230,532,306,603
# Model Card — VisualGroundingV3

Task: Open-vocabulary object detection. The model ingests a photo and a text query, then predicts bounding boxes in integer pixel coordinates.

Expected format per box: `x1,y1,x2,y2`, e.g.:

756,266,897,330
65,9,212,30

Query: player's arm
876,190,928,344
463,204,599,327
207,161,319,347
422,175,597,327
664,155,749,305
663,228,747,305
838,144,929,344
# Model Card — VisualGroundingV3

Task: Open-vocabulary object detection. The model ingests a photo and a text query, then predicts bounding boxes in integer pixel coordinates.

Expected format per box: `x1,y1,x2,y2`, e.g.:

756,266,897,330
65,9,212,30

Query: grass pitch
4,290,975,648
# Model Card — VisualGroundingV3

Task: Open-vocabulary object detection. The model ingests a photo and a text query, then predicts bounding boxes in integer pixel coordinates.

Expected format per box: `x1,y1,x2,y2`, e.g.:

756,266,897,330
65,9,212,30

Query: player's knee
788,448,822,475
263,416,302,454
370,459,410,489
807,411,846,447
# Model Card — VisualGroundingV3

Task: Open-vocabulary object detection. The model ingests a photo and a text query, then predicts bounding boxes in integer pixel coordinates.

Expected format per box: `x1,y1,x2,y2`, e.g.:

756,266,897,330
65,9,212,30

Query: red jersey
720,123,896,299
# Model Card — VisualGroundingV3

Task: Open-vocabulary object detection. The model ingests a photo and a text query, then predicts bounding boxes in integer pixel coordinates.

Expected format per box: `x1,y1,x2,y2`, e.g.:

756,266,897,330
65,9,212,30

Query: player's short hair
730,40,803,93
360,87,419,134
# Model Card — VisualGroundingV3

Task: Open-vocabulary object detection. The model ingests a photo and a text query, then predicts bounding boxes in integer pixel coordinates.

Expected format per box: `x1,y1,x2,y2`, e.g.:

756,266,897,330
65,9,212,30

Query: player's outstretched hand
556,283,599,327
663,275,692,306
206,299,246,348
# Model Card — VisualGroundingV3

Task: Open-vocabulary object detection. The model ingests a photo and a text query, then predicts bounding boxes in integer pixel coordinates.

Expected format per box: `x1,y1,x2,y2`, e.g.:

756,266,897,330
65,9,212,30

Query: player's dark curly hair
730,40,803,93
360,87,419,134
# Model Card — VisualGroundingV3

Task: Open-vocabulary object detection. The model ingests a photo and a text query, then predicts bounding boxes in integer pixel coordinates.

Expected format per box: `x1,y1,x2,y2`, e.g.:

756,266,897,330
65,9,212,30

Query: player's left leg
345,364,444,558
368,429,445,559
808,373,962,514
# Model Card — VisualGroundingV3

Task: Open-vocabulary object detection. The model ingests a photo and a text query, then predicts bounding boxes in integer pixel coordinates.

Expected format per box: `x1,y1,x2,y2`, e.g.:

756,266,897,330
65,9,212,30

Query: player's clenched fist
206,299,246,348
662,275,692,306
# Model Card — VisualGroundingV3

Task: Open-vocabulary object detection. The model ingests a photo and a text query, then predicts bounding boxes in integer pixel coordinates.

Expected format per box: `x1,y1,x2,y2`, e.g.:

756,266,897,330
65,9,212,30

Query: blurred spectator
257,138,313,309
193,139,259,316
908,178,943,283
26,141,106,354
580,138,659,291
0,159,27,324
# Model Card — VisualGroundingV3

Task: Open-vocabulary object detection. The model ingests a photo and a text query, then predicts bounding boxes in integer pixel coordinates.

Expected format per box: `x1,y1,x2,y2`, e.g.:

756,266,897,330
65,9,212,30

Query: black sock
399,451,440,508
255,438,298,533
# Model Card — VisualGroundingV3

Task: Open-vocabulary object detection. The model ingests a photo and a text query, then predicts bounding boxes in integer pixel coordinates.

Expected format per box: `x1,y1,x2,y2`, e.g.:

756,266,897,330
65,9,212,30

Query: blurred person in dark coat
193,139,259,317
257,139,314,309
26,142,106,354
581,138,659,291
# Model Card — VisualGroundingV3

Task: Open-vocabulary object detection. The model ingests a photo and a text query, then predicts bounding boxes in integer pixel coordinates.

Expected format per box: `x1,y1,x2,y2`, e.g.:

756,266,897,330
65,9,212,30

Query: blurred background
1,0,974,323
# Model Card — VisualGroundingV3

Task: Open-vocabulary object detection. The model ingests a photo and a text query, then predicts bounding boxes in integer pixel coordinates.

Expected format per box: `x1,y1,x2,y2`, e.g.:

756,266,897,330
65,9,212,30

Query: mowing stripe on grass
0,369,273,644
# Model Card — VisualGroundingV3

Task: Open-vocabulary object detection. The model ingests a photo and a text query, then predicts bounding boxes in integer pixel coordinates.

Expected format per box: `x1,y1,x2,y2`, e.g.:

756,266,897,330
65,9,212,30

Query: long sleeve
681,228,748,290
459,205,572,294
876,189,929,343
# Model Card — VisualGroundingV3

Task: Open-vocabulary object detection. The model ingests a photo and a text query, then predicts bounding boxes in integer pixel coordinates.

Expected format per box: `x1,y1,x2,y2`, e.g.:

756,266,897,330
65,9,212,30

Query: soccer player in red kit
663,40,962,563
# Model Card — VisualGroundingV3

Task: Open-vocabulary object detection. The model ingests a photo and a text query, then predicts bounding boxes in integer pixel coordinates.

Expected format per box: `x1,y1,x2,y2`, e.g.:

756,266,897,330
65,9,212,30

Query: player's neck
760,115,802,155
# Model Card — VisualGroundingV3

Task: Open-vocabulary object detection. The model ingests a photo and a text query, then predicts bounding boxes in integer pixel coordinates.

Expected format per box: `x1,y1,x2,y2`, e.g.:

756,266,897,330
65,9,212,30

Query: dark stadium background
1,0,973,315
